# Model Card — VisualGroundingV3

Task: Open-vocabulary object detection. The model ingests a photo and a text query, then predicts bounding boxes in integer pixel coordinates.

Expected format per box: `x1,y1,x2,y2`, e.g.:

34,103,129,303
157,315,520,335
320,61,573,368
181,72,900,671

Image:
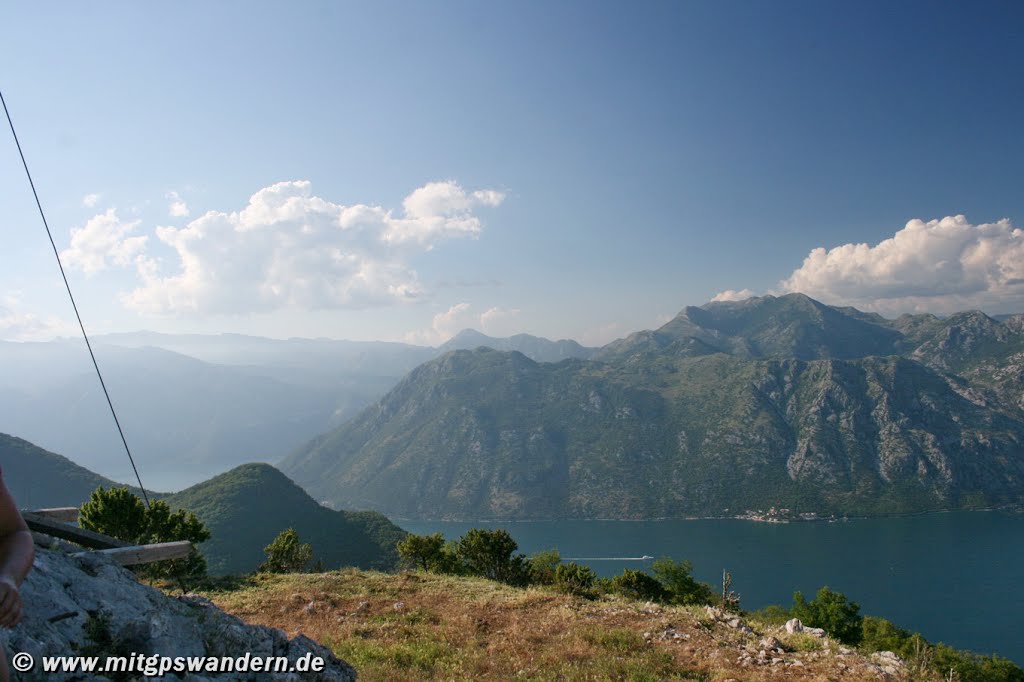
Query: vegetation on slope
165,463,407,574
283,339,1024,519
0,432,124,509
202,566,1021,682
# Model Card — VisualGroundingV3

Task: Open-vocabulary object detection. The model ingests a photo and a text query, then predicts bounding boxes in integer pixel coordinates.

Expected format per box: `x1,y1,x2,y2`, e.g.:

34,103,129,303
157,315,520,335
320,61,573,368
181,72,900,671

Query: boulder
0,549,356,681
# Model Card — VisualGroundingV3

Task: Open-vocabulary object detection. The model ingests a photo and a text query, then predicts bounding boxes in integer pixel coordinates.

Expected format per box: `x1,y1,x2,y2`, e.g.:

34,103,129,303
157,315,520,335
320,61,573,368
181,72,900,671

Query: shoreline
390,503,1024,525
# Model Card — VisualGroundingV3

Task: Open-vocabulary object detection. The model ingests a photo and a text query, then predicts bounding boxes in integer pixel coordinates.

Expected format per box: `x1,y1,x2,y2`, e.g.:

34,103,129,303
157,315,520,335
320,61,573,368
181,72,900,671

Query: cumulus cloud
711,288,756,302
118,180,503,315
405,302,522,345
778,215,1024,315
61,209,147,275
0,294,73,341
166,191,190,218
82,193,100,208
386,181,505,246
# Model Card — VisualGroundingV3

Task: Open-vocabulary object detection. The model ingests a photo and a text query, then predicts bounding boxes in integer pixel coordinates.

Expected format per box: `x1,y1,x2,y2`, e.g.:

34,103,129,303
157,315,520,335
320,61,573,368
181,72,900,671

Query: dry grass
200,569,903,681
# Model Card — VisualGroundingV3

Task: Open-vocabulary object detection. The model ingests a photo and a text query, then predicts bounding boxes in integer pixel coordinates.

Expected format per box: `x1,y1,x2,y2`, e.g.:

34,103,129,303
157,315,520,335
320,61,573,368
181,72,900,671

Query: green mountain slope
281,295,1024,520
165,463,407,575
0,433,123,509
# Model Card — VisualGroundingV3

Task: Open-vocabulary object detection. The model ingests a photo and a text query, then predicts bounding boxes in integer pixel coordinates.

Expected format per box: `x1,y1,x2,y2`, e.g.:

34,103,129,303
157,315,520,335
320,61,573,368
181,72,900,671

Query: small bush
749,604,791,627
397,533,447,571
611,569,667,602
259,528,313,573
861,615,913,654
784,632,824,652
791,586,862,645
80,486,210,586
650,557,714,605
454,529,530,585
528,549,562,585
554,562,595,596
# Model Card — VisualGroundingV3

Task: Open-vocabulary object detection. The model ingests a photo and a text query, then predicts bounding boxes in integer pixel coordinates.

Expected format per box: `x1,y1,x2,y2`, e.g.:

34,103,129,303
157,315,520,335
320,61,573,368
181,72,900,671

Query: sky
1,1,1023,346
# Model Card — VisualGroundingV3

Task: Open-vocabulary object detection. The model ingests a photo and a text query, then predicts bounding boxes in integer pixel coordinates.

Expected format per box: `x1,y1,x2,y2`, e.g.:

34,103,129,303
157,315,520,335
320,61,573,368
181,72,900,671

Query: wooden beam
21,512,128,550
24,507,79,522
32,531,80,553
73,541,193,566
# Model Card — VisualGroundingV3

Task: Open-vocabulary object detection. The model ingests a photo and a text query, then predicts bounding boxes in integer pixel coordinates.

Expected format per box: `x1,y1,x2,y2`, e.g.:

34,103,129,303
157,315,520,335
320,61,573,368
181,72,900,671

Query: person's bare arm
0,474,33,628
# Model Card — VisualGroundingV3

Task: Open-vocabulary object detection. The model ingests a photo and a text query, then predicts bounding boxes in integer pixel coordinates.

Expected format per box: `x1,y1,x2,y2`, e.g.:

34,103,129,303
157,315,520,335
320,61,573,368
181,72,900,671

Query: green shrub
861,615,914,654
528,549,562,585
750,604,791,626
790,586,862,645
611,569,667,602
862,617,1024,682
650,557,714,605
80,487,147,540
554,562,595,596
455,529,530,585
259,528,313,573
398,533,447,571
80,486,210,585
929,645,1024,682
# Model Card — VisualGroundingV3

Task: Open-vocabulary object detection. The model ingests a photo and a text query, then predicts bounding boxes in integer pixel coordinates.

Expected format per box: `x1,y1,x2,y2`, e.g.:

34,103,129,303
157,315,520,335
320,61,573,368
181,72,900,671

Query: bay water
401,510,1024,664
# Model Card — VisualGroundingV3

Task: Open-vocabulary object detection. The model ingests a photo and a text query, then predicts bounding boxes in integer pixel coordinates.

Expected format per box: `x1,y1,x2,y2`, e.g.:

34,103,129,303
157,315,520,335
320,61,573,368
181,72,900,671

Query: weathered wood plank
21,512,128,550
31,531,80,552
72,541,193,566
24,507,79,522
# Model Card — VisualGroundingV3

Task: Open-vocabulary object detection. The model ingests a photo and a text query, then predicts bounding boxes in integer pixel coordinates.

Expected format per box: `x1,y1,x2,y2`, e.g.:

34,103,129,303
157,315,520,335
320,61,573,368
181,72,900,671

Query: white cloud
120,180,503,315
479,306,521,336
778,215,1024,315
82,193,100,208
405,302,521,345
711,288,756,302
166,191,190,218
61,209,147,275
0,294,73,341
388,181,505,245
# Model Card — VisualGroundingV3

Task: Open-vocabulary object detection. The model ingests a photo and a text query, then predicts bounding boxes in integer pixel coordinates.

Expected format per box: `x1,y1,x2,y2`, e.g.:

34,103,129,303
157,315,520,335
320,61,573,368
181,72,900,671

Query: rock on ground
0,549,355,681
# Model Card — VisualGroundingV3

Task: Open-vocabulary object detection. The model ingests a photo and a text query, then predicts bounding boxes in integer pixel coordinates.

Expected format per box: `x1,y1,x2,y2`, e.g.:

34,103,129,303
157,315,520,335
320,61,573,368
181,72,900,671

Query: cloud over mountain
66,180,502,316
405,302,521,345
778,215,1024,315
711,288,755,302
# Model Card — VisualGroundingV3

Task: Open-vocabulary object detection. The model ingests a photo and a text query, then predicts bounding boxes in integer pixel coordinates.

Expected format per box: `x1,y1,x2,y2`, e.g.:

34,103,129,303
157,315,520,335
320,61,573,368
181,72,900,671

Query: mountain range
281,294,1024,520
0,330,591,490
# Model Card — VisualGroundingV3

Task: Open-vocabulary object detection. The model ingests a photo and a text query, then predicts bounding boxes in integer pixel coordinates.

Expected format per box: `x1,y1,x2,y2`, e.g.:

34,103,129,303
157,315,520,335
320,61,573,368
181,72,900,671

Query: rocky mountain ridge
282,294,1024,520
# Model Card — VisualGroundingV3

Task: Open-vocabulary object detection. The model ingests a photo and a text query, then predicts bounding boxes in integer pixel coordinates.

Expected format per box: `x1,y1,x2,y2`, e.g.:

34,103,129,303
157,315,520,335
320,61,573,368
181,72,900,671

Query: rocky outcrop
0,549,355,681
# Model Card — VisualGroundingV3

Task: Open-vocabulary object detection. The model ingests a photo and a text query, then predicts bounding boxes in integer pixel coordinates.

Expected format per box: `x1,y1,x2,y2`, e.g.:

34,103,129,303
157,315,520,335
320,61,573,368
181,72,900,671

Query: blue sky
2,1,1022,345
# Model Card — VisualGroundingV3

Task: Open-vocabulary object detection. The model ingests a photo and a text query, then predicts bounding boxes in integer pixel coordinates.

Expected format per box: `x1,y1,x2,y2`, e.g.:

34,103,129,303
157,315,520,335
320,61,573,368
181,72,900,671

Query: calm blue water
400,511,1024,664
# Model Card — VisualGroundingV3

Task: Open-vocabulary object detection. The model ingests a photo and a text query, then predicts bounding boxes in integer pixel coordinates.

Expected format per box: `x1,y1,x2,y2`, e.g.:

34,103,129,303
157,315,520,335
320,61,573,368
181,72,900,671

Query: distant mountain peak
600,292,901,362
438,329,596,363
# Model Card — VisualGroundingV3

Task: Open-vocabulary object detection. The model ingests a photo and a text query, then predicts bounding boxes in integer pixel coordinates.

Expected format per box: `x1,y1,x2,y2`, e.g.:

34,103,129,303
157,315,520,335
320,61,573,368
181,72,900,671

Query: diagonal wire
0,88,152,508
